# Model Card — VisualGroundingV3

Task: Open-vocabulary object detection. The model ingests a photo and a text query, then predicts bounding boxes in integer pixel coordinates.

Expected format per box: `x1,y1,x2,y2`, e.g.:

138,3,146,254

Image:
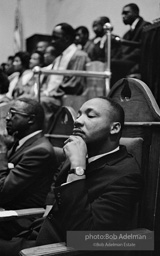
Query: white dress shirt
42,44,77,96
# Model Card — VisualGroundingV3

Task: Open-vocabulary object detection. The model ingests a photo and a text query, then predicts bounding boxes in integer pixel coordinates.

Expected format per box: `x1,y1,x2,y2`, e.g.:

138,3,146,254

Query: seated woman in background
18,50,45,98
0,51,33,103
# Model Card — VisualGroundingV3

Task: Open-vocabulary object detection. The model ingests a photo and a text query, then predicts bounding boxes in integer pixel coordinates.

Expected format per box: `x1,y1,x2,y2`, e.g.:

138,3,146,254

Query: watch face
75,167,85,176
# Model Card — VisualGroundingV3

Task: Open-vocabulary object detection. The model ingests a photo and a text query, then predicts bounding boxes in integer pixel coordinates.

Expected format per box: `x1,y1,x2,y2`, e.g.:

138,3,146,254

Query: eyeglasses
6,109,35,119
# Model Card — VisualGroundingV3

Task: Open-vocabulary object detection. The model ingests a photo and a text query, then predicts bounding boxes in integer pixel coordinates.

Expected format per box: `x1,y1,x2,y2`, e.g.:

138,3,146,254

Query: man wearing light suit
0,97,58,239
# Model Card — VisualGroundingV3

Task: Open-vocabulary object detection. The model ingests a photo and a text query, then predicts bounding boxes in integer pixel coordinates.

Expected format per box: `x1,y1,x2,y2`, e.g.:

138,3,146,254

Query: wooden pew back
109,78,160,255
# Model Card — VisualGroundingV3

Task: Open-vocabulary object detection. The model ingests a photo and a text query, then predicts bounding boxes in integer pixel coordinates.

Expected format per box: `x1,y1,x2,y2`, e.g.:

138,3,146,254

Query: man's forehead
53,25,62,33
93,19,101,26
80,98,111,112
38,42,47,47
12,100,28,111
122,6,131,13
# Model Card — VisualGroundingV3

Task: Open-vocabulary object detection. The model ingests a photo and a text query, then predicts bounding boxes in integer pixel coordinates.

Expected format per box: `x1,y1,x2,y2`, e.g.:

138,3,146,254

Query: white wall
0,0,46,63
46,0,160,36
0,0,159,63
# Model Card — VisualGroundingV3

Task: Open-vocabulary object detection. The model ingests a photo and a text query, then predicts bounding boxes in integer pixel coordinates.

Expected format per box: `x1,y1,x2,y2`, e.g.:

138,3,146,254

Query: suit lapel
55,146,128,185
87,146,128,173
131,18,144,41
8,132,43,162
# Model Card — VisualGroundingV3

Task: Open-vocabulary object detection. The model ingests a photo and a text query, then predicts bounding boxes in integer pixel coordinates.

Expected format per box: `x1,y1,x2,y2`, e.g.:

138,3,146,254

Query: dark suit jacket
91,35,119,63
36,146,142,245
0,132,57,210
118,17,150,62
111,17,150,85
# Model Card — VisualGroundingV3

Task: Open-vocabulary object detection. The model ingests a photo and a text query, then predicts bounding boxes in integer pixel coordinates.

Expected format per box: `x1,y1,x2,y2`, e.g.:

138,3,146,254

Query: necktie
128,28,134,40
8,140,19,158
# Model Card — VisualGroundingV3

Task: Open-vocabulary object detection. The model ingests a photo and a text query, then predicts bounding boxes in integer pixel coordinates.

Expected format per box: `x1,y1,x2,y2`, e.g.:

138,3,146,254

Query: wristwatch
69,167,85,176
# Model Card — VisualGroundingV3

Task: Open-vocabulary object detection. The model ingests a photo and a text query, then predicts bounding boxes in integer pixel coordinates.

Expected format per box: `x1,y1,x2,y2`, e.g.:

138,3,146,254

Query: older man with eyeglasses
0,97,58,240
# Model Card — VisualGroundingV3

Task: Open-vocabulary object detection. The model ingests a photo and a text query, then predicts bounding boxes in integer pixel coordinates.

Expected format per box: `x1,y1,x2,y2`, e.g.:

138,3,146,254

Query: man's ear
110,122,121,135
28,115,35,125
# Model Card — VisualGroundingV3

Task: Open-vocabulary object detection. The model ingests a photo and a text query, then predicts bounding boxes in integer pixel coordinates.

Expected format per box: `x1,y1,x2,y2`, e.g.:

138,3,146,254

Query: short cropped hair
124,3,139,15
99,96,125,131
75,26,89,38
16,97,45,129
99,16,110,25
56,23,75,42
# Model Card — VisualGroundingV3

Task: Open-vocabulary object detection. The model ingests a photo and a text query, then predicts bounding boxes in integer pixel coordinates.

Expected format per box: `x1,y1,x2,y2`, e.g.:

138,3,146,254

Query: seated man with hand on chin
0,97,142,256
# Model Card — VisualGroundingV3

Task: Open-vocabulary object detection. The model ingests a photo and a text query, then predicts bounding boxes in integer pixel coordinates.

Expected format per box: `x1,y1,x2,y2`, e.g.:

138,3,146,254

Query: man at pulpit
111,3,150,85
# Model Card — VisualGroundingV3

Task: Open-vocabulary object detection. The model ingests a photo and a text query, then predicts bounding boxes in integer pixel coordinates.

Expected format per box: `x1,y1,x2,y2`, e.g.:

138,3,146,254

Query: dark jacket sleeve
0,144,55,204
54,172,142,232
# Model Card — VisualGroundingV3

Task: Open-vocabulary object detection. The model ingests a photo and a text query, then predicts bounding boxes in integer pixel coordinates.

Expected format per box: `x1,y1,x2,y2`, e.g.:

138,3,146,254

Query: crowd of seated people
0,52,33,103
0,3,150,109
0,3,156,255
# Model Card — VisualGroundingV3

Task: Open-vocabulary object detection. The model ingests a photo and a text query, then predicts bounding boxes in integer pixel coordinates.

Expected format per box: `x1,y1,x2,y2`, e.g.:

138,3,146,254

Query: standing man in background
111,3,150,85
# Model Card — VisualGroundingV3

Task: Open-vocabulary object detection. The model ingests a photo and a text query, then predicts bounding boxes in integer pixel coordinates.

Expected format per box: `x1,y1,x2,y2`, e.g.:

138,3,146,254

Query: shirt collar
62,43,77,56
88,146,120,164
17,130,42,149
130,17,140,30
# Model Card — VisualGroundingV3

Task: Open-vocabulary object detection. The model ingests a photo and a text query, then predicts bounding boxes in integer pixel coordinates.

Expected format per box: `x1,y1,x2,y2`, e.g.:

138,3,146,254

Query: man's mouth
6,124,13,133
72,128,85,137
6,124,11,130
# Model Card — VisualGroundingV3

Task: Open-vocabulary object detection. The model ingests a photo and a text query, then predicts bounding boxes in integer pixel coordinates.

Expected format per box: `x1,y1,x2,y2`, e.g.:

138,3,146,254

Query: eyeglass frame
6,109,35,119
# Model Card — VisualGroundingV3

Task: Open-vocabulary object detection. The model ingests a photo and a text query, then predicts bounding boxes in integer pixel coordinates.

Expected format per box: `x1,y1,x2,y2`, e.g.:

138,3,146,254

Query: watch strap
68,167,85,176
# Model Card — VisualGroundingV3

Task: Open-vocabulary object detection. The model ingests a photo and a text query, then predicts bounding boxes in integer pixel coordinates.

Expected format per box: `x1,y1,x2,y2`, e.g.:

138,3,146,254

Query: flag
13,0,23,53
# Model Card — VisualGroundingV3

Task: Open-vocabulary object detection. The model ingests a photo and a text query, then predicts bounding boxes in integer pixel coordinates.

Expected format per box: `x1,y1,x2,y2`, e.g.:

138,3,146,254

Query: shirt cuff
61,173,86,186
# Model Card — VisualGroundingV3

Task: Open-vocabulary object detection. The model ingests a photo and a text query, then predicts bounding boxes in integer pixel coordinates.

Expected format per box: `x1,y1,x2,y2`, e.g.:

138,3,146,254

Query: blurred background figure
29,50,44,69
0,63,8,74
44,45,57,66
36,40,49,54
1,51,33,102
74,26,95,60
6,56,14,76
91,16,111,62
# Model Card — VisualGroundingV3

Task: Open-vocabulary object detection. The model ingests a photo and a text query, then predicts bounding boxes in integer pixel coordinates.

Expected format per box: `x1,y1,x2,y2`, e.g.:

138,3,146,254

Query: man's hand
0,134,14,151
63,135,87,169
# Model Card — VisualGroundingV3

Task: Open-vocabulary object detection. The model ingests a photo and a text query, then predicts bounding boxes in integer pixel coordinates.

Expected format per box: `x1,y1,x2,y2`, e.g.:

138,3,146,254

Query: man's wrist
69,167,86,176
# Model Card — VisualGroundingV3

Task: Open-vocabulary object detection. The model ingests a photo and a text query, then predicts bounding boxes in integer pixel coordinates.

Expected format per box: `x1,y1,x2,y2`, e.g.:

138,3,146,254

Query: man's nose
6,111,12,120
74,116,84,126
6,115,10,121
